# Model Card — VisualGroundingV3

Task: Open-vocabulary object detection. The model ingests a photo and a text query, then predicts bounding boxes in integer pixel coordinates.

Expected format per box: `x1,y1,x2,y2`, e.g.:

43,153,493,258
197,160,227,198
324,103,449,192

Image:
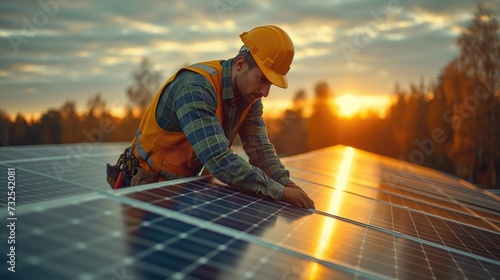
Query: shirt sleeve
237,100,294,187
173,73,285,200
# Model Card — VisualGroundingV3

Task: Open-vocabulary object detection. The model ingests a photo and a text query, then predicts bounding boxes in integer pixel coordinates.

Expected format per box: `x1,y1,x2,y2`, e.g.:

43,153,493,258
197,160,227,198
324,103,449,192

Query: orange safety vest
131,60,252,178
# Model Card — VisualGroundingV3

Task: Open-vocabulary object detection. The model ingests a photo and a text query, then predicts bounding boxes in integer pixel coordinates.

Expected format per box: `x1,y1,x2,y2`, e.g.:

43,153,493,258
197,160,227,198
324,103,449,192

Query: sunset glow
335,94,392,118
262,94,392,120
335,94,361,118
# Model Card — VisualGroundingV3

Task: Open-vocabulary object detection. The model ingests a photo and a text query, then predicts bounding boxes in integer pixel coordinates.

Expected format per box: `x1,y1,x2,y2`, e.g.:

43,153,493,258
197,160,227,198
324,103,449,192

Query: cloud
0,0,498,117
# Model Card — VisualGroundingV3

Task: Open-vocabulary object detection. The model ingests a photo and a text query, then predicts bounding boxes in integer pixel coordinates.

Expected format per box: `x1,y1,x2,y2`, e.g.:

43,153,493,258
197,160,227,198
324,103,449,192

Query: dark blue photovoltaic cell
0,163,99,206
0,143,499,280
0,197,357,280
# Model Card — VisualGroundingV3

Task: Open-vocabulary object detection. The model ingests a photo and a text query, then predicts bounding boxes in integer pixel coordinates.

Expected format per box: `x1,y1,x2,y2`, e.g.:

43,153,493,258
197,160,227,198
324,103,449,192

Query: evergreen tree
442,4,500,187
0,110,10,146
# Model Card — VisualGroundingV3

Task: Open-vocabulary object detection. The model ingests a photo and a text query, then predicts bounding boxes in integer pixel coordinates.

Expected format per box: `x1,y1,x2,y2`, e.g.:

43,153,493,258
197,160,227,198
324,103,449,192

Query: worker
127,25,315,209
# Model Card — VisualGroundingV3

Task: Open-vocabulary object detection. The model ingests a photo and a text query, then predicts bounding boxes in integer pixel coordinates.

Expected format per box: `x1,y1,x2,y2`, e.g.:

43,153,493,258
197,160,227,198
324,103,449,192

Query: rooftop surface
0,143,499,279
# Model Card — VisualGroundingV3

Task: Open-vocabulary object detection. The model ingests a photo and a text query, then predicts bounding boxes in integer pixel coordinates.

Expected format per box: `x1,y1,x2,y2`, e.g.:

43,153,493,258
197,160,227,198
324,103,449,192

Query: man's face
234,57,272,104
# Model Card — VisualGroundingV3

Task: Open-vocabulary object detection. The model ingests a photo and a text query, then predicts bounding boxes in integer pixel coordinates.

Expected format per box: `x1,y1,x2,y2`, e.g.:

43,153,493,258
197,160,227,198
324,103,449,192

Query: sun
335,94,361,118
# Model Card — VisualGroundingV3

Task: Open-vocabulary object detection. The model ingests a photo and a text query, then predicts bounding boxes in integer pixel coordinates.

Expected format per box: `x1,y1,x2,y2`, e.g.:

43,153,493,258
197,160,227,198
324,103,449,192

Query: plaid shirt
155,59,292,200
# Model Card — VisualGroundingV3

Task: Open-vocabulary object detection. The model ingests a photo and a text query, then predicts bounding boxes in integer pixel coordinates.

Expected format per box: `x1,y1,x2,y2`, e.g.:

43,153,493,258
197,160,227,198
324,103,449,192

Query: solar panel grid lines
101,183,390,279
311,191,500,267
393,193,500,230
154,182,498,276
0,150,122,166
290,171,497,241
3,196,331,280
284,147,500,206
481,189,500,202
386,185,500,229
296,173,500,237
0,146,126,207
387,171,500,226
287,160,500,226
129,195,394,279
0,163,99,207
399,190,500,234
165,189,383,279
388,197,500,263
392,171,500,212
1,143,500,279
291,154,498,218
286,147,500,262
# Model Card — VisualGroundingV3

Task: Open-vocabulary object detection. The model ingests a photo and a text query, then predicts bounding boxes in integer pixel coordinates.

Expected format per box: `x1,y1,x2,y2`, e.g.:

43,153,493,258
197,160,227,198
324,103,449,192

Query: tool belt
106,146,139,189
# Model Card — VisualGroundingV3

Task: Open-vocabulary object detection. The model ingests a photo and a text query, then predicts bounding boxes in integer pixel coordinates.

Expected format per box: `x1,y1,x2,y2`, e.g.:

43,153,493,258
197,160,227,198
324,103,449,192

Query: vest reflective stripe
131,60,225,177
134,128,154,168
189,63,218,76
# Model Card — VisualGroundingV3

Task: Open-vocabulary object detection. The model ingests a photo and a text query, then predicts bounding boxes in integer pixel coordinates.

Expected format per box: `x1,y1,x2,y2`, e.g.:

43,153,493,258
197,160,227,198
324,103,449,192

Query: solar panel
0,143,499,279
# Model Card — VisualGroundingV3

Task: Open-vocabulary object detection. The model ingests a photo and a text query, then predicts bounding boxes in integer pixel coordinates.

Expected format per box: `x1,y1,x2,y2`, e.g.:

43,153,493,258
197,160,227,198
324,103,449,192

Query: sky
1,0,499,119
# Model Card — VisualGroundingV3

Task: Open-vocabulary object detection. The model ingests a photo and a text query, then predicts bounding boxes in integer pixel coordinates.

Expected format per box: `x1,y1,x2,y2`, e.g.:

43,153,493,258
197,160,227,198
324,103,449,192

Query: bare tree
86,93,106,117
60,101,82,143
126,57,162,116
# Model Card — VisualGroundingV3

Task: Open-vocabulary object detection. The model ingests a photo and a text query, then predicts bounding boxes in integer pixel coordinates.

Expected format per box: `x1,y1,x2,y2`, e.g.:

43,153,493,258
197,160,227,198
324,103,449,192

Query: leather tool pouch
106,147,138,189
130,167,160,186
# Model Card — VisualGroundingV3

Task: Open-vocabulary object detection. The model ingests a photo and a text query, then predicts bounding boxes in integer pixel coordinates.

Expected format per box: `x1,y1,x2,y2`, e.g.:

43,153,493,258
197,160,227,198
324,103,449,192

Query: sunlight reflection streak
309,147,354,278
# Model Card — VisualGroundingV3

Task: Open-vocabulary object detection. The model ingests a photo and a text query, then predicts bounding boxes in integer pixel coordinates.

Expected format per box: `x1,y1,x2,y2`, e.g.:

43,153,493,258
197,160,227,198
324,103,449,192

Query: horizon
1,93,395,122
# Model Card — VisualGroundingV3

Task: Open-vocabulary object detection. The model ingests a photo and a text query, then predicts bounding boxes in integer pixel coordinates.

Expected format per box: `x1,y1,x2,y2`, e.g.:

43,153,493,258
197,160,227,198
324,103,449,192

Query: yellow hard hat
239,25,294,89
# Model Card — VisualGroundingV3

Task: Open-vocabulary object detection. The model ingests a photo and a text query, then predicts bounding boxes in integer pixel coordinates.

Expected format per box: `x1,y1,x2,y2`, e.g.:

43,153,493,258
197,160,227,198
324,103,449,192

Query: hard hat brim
255,61,288,89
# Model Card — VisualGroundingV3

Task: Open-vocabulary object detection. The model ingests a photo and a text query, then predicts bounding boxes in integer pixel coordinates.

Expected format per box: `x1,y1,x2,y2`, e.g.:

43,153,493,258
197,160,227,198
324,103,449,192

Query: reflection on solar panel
1,143,499,279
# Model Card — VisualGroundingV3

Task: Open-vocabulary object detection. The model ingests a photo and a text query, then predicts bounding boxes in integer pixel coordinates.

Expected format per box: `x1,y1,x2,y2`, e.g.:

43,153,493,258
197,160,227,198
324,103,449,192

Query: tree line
268,4,499,189
0,5,498,189
0,58,161,146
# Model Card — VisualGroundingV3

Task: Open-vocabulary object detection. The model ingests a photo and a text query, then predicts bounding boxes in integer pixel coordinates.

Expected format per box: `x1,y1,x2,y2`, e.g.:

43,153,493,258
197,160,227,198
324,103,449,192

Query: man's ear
235,55,246,71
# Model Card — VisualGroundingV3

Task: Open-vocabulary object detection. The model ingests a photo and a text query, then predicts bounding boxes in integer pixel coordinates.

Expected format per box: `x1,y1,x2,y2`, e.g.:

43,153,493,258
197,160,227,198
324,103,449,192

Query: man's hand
280,186,315,209
285,183,305,192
